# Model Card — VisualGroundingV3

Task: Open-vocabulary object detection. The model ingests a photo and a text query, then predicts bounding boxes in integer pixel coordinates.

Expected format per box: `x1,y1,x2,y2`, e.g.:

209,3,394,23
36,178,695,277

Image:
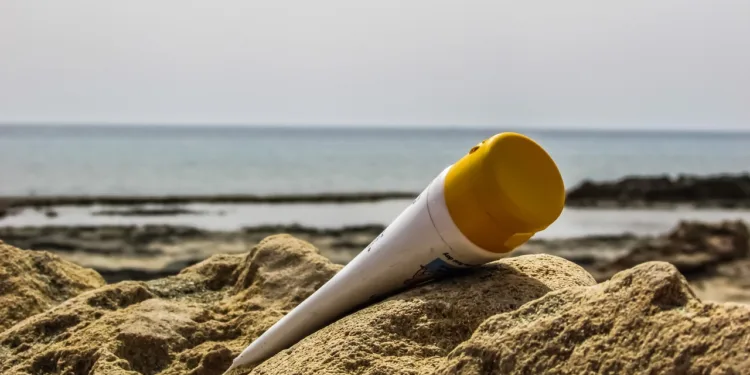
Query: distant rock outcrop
566,173,750,207
588,220,750,281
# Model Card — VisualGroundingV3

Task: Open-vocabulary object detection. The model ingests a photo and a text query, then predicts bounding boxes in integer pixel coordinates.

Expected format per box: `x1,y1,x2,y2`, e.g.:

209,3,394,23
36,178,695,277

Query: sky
1,0,749,130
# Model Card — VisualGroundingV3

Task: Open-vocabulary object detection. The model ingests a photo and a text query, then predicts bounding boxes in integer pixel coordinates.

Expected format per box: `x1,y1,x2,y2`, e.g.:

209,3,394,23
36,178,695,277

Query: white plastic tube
224,132,565,373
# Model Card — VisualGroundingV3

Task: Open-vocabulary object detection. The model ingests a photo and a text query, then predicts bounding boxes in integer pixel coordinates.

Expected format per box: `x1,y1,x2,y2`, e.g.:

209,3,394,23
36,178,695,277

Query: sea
2,125,750,238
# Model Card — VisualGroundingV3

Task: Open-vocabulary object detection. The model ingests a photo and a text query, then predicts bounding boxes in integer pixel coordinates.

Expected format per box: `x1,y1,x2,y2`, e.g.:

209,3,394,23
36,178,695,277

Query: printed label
403,257,456,286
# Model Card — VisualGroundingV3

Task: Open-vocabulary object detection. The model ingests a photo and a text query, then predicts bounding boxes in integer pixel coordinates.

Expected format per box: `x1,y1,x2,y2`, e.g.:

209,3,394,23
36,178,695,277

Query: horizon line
0,122,749,134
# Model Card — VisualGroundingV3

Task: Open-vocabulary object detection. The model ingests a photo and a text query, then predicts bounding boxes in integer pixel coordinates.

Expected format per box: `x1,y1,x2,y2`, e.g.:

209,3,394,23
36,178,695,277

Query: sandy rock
439,262,750,374
3,233,749,375
0,240,105,331
0,234,340,375
247,254,596,375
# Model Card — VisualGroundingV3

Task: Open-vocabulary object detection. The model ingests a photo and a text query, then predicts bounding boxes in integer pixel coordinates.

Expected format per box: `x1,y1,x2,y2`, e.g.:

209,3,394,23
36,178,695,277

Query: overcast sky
1,1,748,130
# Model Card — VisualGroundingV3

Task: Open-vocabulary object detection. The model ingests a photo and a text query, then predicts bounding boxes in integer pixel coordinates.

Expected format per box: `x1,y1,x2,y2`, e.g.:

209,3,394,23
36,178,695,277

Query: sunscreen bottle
224,132,565,373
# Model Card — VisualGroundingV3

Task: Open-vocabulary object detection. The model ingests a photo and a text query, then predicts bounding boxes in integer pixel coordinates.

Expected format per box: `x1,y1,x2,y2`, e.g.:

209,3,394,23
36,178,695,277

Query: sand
1,234,749,374
247,254,595,375
0,235,340,375
439,262,750,374
0,240,105,331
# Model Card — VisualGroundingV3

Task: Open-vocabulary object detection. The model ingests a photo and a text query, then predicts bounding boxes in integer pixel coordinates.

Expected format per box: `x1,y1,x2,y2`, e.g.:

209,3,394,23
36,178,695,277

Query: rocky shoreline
0,192,417,210
565,172,750,208
1,233,749,374
2,220,750,304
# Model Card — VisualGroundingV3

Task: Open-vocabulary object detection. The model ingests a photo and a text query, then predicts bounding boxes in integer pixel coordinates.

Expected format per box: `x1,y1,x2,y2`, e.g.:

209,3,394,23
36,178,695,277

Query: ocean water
1,125,749,196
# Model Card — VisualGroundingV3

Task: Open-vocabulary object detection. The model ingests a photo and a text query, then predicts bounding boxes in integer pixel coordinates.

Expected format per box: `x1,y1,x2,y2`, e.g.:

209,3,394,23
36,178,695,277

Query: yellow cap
444,132,565,253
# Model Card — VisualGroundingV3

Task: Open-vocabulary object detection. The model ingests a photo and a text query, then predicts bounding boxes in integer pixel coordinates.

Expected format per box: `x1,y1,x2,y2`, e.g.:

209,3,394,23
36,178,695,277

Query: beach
3,1,749,370
3,127,750,374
